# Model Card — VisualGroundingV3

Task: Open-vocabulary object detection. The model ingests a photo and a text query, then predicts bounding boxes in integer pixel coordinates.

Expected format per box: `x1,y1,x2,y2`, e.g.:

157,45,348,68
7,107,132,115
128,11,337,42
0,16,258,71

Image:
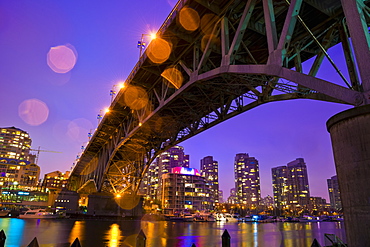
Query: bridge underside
68,0,370,195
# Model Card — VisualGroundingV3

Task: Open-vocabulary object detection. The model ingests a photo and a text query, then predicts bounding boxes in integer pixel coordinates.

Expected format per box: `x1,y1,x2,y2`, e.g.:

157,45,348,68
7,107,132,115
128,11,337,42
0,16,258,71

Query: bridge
67,1,370,245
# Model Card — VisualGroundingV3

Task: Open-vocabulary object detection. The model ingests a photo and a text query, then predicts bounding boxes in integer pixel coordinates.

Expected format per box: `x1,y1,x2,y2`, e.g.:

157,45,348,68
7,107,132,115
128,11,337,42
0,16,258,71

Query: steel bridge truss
69,0,370,196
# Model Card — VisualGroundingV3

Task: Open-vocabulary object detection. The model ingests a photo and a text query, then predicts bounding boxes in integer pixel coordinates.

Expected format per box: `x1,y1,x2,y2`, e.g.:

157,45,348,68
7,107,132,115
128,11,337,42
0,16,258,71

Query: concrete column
327,104,370,247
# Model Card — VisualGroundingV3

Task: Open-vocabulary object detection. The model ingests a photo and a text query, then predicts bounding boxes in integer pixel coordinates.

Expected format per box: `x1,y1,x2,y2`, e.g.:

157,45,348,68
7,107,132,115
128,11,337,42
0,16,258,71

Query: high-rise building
0,127,34,162
234,153,261,207
161,167,211,213
271,165,289,210
200,156,219,206
327,175,341,210
286,158,310,207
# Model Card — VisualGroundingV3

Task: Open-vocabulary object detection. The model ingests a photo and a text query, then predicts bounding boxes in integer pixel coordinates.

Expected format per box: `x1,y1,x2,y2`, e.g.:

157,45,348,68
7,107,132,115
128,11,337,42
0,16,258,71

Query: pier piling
27,237,39,247
0,230,6,247
222,229,231,247
71,237,82,247
311,238,322,247
136,229,146,247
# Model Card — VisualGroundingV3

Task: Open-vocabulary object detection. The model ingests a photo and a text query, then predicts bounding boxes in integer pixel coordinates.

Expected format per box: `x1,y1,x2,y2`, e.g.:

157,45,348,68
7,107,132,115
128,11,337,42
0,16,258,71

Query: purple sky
0,0,352,201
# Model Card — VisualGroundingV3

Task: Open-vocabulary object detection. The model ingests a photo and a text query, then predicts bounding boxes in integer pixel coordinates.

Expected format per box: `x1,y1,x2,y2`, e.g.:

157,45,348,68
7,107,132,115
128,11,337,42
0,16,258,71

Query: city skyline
0,0,352,201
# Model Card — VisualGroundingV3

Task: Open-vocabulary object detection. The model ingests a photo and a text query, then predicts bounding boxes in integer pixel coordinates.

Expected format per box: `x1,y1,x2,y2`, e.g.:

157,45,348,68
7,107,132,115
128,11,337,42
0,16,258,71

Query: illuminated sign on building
18,191,30,195
172,167,201,176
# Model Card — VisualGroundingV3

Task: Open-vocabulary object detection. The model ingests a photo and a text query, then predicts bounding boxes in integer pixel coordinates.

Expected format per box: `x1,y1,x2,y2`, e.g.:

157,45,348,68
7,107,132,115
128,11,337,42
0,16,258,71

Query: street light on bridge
110,82,126,103
97,108,109,125
138,32,157,58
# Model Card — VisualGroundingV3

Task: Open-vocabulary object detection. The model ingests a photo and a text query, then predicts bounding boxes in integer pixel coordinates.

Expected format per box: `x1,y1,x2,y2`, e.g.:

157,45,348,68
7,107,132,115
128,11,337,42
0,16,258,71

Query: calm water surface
0,218,346,247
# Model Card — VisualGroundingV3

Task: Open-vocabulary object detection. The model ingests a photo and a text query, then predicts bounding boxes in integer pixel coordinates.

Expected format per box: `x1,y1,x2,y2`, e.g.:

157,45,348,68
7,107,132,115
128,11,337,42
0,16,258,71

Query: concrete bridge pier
327,104,370,247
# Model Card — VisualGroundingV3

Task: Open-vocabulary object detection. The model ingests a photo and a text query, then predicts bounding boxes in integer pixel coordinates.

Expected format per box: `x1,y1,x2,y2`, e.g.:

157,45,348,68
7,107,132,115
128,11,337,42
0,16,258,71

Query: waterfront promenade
0,218,345,246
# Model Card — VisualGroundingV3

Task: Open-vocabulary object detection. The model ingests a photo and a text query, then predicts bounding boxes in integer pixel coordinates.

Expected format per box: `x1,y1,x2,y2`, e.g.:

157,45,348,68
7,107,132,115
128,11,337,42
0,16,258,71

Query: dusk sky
0,0,352,201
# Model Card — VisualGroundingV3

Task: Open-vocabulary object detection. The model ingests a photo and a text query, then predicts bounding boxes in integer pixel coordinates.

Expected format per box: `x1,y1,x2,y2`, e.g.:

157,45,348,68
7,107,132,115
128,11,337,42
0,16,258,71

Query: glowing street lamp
110,82,126,103
138,32,157,58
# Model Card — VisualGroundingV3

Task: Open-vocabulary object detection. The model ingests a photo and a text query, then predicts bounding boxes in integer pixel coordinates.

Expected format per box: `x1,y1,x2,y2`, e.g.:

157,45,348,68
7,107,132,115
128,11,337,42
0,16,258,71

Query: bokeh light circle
161,66,184,89
179,7,200,31
18,98,49,126
201,34,220,52
47,44,78,73
123,85,149,110
80,157,98,176
147,38,171,64
115,193,141,210
200,13,218,35
67,118,94,143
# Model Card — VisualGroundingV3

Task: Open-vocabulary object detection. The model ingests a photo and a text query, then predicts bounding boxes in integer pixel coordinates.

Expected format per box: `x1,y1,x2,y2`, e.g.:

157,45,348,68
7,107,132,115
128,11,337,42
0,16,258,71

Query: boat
18,209,58,219
193,212,216,222
224,213,241,222
0,210,10,217
165,213,194,222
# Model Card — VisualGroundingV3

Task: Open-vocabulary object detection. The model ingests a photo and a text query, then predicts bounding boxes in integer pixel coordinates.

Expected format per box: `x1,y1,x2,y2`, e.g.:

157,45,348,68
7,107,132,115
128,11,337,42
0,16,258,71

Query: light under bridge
68,0,370,199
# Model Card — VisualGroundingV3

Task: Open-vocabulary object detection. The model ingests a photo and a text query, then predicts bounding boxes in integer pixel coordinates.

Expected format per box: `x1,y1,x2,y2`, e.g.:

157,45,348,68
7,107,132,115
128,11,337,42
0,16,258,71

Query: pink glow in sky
0,0,352,200
47,44,78,74
18,99,49,126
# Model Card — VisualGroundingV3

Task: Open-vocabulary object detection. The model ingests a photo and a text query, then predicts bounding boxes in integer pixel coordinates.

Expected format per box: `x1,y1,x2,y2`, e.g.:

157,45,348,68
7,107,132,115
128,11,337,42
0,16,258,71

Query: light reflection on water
0,218,345,247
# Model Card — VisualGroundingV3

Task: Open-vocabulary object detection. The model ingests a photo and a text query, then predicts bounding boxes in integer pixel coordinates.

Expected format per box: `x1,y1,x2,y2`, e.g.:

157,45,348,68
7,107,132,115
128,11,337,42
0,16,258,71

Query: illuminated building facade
227,188,237,204
309,196,329,214
161,167,211,213
200,156,219,207
287,158,310,207
143,145,190,201
158,145,189,176
234,153,261,207
260,195,274,208
327,175,342,210
0,127,34,162
0,158,40,187
219,190,224,203
1,190,49,208
142,160,159,199
271,165,289,210
42,171,70,190
0,127,40,187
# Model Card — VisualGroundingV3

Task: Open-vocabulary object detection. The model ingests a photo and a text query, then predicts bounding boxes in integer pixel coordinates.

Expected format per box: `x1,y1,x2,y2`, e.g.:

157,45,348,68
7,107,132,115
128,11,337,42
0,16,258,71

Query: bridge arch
68,1,370,244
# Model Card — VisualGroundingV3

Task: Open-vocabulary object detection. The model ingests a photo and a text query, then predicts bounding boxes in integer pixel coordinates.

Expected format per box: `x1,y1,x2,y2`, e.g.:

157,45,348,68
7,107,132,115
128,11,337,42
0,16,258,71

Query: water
0,218,346,247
